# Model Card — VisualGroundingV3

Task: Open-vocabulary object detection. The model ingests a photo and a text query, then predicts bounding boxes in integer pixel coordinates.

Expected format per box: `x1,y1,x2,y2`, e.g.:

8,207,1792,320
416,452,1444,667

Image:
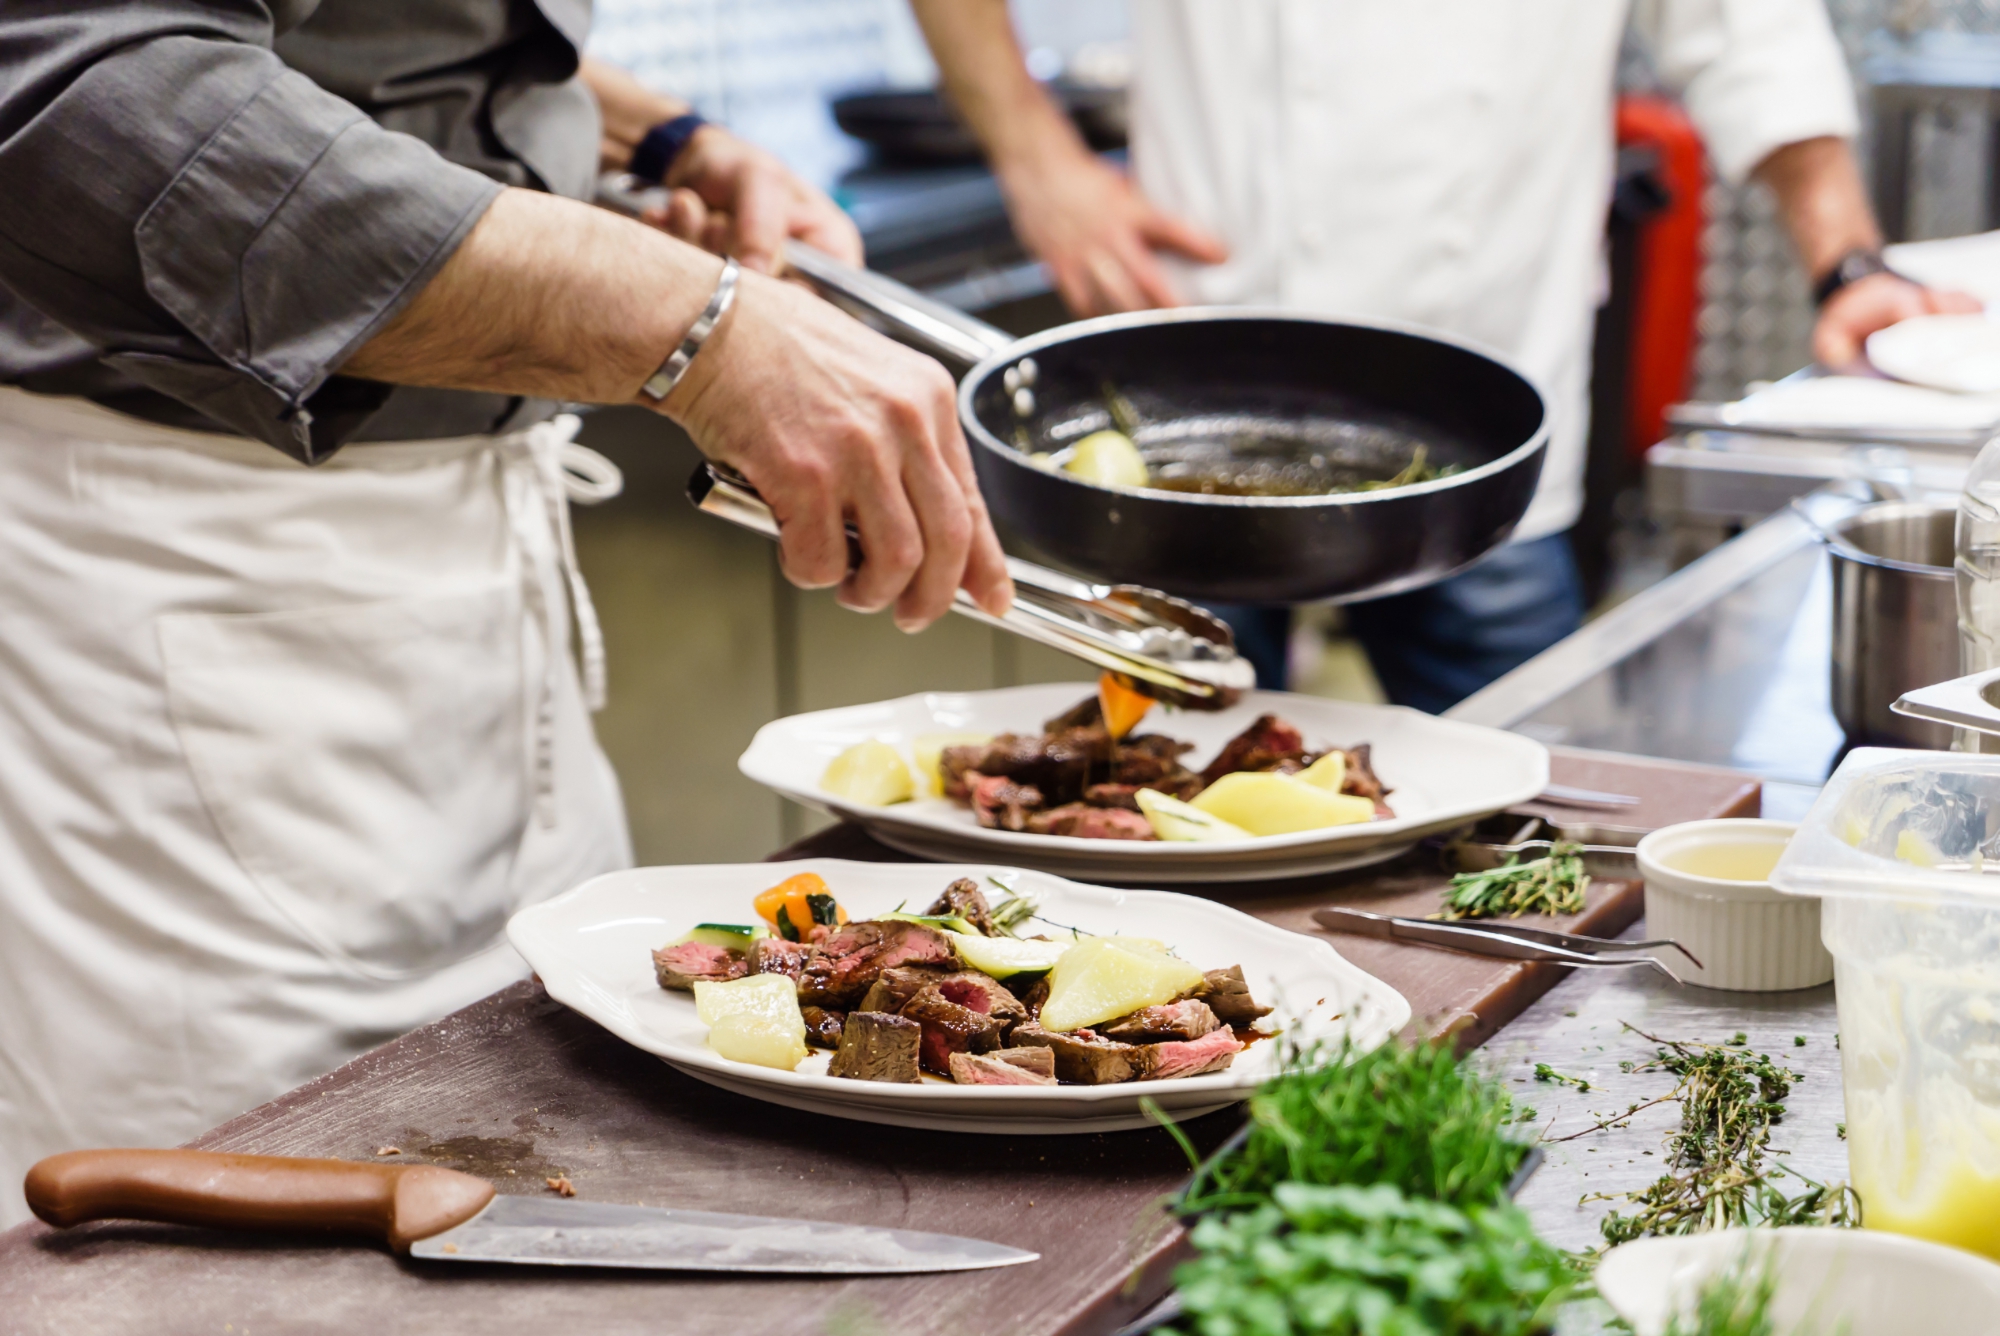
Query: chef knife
25,1149,1038,1274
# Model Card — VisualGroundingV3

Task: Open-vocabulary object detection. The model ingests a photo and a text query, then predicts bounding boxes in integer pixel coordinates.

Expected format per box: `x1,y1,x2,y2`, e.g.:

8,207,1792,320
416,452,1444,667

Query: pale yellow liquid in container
1663,842,1784,882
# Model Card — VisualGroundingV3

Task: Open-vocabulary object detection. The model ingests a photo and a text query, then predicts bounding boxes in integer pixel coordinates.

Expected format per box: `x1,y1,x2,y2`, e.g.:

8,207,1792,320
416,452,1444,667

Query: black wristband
1812,248,1890,308
629,113,709,185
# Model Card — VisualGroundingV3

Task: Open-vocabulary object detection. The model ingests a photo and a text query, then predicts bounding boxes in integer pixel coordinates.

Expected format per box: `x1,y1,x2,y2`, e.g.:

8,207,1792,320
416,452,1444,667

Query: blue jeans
1216,535,1584,714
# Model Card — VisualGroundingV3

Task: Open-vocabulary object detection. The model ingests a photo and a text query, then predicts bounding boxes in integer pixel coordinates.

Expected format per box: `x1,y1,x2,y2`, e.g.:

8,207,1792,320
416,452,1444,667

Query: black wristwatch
629,113,710,186
1812,248,1891,308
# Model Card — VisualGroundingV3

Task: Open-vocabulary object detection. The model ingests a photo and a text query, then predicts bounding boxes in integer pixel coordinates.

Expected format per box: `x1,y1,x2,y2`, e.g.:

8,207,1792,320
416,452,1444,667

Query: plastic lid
1770,746,2000,906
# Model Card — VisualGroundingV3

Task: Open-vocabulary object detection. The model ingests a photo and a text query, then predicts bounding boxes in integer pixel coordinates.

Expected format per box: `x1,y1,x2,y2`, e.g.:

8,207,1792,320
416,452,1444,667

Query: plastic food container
1635,819,1827,991
1771,748,2000,1261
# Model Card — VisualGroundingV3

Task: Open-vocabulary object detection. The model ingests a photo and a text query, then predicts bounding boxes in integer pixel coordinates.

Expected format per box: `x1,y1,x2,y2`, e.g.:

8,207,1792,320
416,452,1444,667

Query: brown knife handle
24,1149,495,1254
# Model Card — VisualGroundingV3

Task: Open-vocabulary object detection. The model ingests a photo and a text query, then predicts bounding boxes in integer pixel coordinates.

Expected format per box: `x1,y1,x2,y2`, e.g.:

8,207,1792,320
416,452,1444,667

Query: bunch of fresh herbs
1173,1183,1571,1336
1163,1038,1576,1336
1436,843,1589,920
1591,1026,1860,1244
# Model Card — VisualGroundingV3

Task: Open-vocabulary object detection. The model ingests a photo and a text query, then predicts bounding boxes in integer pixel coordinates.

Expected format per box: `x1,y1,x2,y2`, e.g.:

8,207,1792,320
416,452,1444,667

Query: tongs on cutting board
689,461,1256,707
1313,907,1702,983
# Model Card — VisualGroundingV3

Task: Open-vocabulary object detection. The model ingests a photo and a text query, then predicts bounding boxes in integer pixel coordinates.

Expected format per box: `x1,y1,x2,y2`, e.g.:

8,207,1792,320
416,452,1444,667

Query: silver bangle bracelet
640,257,741,401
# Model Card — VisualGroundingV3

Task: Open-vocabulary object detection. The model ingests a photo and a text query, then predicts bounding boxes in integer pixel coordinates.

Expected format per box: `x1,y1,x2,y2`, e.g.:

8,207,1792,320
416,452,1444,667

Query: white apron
0,389,633,1226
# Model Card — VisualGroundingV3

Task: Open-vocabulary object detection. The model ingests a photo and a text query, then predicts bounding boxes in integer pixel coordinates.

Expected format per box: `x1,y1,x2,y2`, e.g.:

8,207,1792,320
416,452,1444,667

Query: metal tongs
689,462,1257,707
1312,907,1703,983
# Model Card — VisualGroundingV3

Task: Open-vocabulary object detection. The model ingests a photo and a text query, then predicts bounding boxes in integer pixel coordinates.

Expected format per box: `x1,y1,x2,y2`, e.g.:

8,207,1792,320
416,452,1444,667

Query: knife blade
25,1149,1038,1275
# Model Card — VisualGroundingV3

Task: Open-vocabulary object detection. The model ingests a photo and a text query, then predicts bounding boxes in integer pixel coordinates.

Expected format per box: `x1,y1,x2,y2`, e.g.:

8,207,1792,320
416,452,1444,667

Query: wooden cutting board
0,745,1757,1336
772,745,1762,1050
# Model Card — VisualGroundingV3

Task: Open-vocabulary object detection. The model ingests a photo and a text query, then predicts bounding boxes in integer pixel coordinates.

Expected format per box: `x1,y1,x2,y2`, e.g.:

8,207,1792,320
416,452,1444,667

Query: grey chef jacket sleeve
0,2,510,462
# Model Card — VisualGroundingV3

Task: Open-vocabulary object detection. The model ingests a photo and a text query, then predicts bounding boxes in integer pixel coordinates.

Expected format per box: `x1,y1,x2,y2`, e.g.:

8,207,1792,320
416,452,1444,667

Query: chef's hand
649,126,865,275
664,267,1011,630
999,145,1228,317
1813,273,1984,369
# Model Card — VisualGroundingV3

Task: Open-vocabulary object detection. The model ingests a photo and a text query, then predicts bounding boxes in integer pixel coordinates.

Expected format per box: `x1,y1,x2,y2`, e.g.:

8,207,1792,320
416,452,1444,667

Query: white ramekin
1635,818,1831,991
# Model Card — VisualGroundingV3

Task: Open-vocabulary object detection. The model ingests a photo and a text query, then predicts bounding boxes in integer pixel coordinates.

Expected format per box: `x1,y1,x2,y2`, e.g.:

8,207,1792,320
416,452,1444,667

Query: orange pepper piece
1098,671,1155,740
754,871,828,933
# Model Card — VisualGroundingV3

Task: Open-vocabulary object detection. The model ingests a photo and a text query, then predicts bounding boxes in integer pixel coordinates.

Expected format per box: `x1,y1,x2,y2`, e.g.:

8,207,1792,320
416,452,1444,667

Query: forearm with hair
1753,136,1882,281
908,0,1084,171
342,187,715,404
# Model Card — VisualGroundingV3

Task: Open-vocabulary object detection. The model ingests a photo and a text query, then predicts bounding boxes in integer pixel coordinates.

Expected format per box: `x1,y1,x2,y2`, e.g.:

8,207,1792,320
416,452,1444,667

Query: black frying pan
783,244,1548,605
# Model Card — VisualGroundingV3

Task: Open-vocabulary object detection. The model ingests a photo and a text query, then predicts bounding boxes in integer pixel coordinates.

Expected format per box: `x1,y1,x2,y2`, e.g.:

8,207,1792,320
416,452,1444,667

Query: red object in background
1616,95,1706,459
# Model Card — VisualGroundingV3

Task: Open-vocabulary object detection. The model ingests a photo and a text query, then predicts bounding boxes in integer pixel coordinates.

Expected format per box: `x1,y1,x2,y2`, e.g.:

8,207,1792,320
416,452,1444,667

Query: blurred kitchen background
570,0,2000,863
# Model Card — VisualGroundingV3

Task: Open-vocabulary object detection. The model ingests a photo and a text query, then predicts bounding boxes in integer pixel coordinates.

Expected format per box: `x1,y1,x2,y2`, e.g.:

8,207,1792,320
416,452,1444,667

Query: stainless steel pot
1823,500,1958,748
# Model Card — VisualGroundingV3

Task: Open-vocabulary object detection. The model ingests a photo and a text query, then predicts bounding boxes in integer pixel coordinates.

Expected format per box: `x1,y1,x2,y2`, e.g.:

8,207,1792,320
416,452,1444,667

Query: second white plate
737,683,1549,883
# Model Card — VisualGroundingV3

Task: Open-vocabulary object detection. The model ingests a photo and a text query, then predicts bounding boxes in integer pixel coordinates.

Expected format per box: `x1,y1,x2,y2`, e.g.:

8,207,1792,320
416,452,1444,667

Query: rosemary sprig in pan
1435,841,1589,920
1589,1024,1860,1244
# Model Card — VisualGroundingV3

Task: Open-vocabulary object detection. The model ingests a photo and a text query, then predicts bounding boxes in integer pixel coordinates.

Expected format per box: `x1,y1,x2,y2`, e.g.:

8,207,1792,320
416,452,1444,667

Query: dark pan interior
966,317,1544,492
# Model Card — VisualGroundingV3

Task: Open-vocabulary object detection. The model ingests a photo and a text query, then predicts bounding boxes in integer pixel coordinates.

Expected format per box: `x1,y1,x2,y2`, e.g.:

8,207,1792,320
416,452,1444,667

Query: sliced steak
949,1051,1057,1086
857,963,952,1016
651,942,748,991
800,1006,846,1049
1194,965,1273,1027
1009,972,1052,1019
924,877,995,935
1199,714,1307,784
901,986,1006,1075
991,1046,1056,1078
827,1011,922,1083
1340,743,1389,801
1108,733,1199,788
967,772,1045,831
1082,782,1143,811
1009,1022,1156,1085
1042,695,1102,732
1144,1028,1242,1080
746,936,814,980
931,971,1028,1029
1099,999,1221,1044
945,729,1107,805
797,920,955,1008
1026,803,1156,841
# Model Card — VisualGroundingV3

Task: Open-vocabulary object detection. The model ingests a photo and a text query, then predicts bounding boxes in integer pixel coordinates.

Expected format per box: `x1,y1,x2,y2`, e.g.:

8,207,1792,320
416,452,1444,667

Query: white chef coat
0,389,632,1227
1130,0,1860,541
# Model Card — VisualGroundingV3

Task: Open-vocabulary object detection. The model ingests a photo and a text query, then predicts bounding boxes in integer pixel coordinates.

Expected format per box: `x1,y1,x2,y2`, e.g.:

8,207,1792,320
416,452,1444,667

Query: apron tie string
514,414,622,825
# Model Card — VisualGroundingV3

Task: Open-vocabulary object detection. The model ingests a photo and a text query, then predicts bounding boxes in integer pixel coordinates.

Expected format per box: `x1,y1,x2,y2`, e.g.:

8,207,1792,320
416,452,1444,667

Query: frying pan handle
782,240,1016,367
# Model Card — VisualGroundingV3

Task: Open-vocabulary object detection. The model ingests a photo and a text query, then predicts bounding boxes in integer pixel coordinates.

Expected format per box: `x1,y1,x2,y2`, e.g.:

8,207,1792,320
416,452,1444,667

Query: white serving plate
1867,312,2000,395
1597,1226,2000,1336
508,859,1411,1134
737,684,1549,883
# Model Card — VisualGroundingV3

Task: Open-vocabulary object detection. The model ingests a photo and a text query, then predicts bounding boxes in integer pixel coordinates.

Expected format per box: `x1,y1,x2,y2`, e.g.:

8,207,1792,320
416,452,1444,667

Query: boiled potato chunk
1039,937,1205,1032
1064,430,1150,490
694,974,808,1070
1296,750,1346,792
821,739,914,806
1190,771,1376,836
912,731,991,796
1137,788,1252,842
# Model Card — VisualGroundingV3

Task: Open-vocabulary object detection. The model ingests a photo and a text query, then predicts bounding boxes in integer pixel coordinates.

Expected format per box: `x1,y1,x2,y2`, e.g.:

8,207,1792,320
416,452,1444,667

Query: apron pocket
160,585,529,980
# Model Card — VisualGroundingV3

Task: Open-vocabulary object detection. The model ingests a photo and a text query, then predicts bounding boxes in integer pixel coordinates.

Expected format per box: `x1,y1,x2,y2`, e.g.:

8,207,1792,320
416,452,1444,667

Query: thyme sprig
1589,1024,1860,1244
1437,841,1589,919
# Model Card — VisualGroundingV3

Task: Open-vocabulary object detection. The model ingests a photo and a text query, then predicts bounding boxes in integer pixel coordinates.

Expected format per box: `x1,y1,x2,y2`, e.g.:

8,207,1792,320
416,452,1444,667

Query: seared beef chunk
1026,803,1156,841
1108,734,1201,790
924,877,995,935
1099,999,1220,1044
1194,965,1273,1027
1200,714,1307,784
943,729,1108,806
746,936,813,980
1148,1028,1242,1079
1008,972,1052,1018
857,964,953,1016
797,921,955,1008
902,985,1007,1075
1043,695,1103,732
931,971,1027,1028
827,1011,922,1083
652,942,748,991
966,772,1045,831
1083,782,1142,811
800,1006,846,1048
1341,742,1390,802
991,1046,1056,1078
949,1051,1057,1086
1010,1022,1156,1084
